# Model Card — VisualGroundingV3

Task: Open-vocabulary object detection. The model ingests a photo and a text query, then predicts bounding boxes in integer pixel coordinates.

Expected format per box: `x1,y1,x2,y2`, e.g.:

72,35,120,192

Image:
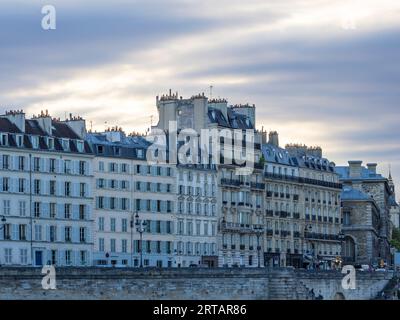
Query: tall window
18,156,25,170
34,202,41,217
19,201,26,216
79,227,86,243
343,211,351,226
3,200,10,215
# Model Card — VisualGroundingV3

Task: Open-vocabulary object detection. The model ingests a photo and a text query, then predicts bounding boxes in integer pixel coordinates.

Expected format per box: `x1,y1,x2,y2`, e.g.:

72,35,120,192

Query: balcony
266,229,273,236
266,191,273,198
335,218,339,224
266,210,273,217
240,244,246,250
323,217,327,222
220,222,264,234
221,178,241,187
263,172,342,189
293,213,300,219
293,194,299,201
293,231,300,238
250,182,265,190
305,214,310,220
286,194,290,199
280,193,285,198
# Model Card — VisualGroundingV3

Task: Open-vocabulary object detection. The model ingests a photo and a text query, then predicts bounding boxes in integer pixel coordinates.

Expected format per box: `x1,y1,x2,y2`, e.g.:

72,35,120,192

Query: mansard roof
207,107,254,129
261,143,295,166
0,118,92,154
335,166,386,181
341,186,372,201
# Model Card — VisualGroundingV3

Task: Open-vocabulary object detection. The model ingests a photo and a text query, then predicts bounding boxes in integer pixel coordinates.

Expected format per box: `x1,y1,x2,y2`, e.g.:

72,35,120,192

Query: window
51,250,57,265
2,177,9,192
50,226,57,242
98,217,104,231
79,227,86,243
64,160,71,174
80,183,86,197
35,225,42,241
343,211,351,226
121,239,127,253
18,224,26,240
16,135,23,147
79,161,86,175
62,139,69,151
2,155,9,169
3,224,11,239
19,201,26,216
79,205,85,220
33,157,40,171
48,137,54,150
77,140,84,153
34,202,41,217
110,239,116,252
50,180,56,195
3,200,10,215
4,248,12,264
110,218,116,232
121,163,128,173
65,250,72,265
64,204,71,219
65,182,71,196
122,219,127,232
65,227,71,242
31,136,39,149
98,161,104,171
99,238,105,252
20,249,28,264
18,156,25,170
49,158,56,173
34,179,40,194
80,251,87,265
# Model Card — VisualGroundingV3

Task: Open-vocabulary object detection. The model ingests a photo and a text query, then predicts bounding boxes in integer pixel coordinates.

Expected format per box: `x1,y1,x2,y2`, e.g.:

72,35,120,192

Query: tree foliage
390,227,400,251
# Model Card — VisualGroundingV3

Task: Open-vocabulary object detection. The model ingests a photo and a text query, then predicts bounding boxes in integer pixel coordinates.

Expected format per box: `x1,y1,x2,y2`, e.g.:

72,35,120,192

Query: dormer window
62,138,70,151
48,137,55,150
137,149,144,159
1,133,8,146
16,135,23,147
76,140,84,153
30,136,39,149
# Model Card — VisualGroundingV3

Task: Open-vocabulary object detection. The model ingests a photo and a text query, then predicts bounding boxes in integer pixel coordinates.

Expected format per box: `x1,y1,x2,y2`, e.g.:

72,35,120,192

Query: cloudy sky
1,0,399,193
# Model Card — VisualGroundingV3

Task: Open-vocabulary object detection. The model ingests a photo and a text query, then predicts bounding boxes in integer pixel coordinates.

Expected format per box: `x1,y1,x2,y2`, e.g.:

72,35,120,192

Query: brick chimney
2,110,25,132
268,131,279,147
348,160,363,178
366,163,377,175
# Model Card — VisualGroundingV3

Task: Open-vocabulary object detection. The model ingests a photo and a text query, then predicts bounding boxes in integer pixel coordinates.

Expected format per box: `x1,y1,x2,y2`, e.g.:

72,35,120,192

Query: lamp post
305,224,315,268
0,215,6,231
254,225,263,268
338,231,345,267
135,213,147,268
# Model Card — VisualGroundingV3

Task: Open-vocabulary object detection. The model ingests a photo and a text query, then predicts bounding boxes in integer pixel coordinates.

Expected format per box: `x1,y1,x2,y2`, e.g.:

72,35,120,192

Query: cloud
1,0,400,194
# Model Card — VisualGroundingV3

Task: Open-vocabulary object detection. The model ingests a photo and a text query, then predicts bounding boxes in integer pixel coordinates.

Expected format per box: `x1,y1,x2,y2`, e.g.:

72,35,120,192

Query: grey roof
207,107,254,129
335,166,386,181
261,143,295,166
86,133,151,159
294,154,335,172
0,118,92,154
341,186,373,201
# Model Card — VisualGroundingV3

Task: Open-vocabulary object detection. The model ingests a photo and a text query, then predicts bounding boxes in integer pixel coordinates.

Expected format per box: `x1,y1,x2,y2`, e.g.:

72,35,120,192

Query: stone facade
336,161,395,265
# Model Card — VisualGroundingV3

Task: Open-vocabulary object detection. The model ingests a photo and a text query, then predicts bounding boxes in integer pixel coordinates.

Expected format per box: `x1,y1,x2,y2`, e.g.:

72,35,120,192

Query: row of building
0,93,398,268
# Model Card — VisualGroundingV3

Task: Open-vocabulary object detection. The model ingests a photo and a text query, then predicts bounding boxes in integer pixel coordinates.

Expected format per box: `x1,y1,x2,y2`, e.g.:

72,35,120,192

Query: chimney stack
348,160,363,178
366,163,377,175
268,131,279,147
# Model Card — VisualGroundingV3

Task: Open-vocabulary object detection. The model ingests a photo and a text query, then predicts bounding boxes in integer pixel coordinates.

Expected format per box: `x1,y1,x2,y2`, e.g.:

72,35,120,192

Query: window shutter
12,224,18,240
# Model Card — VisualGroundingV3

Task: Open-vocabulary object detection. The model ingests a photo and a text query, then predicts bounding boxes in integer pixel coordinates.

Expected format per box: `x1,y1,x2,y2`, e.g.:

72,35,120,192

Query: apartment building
88,129,176,267
0,110,93,267
175,164,218,267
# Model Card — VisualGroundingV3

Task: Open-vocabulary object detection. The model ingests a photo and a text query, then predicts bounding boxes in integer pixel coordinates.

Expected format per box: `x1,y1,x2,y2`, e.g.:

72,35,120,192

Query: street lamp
304,224,315,268
135,213,147,268
338,231,345,266
253,225,263,268
0,215,6,231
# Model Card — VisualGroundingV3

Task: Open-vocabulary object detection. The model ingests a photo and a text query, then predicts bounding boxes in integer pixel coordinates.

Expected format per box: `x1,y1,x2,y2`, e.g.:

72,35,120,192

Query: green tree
390,227,400,251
